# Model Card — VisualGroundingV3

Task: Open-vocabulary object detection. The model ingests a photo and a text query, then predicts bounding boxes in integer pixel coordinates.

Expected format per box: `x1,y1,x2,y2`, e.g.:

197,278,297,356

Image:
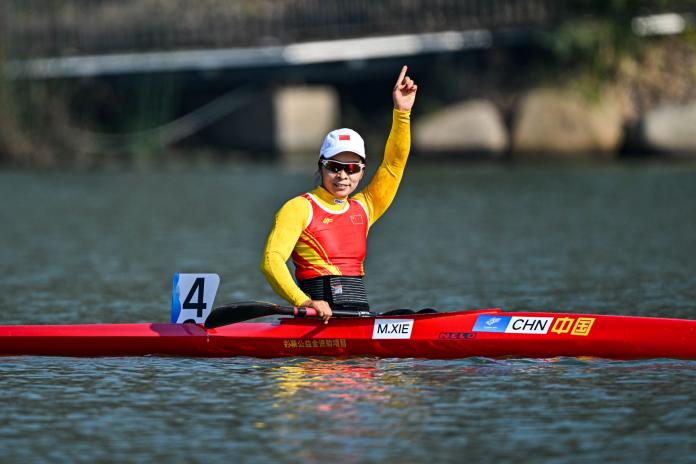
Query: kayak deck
1,309,695,360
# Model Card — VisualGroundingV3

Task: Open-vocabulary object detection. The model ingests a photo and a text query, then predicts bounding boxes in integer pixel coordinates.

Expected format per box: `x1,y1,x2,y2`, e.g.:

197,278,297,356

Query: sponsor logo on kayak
373,319,414,339
505,316,554,334
473,315,511,332
438,332,477,340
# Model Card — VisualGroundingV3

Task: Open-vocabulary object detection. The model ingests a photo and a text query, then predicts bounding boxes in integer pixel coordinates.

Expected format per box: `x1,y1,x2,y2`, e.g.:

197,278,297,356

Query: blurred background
1,0,696,321
2,0,696,167
1,6,696,462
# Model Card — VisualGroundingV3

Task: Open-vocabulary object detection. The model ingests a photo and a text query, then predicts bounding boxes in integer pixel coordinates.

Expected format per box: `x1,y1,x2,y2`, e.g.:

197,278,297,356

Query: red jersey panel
292,193,369,280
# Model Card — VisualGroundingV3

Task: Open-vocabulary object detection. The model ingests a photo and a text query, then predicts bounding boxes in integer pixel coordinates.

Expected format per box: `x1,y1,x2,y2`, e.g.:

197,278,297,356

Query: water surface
1,163,695,462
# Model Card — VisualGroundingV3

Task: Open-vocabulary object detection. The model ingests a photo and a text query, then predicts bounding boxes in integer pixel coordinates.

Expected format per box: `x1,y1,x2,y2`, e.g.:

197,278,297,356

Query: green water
1,162,695,462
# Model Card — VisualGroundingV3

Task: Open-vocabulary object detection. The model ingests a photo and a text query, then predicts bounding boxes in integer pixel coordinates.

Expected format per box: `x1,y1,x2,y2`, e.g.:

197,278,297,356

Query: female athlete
261,65,417,322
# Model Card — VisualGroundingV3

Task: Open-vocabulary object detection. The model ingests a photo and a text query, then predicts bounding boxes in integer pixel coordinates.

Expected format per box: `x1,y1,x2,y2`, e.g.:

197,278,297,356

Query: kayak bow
1,309,694,360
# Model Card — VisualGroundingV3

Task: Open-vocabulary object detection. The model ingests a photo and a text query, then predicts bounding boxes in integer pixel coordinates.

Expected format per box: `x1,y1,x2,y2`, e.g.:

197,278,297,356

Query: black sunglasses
320,159,365,174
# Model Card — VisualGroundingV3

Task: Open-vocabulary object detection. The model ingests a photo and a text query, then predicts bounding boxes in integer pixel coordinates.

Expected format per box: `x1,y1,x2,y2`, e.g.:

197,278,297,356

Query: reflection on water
0,355,694,463
1,163,695,462
270,360,422,425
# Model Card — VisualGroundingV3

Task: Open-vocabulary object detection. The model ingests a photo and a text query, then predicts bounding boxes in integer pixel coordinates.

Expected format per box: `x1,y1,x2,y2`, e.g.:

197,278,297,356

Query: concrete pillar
274,86,339,162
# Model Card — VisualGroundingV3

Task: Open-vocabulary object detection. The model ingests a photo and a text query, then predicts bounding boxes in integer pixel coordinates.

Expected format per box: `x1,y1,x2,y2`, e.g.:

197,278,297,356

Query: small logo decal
438,332,476,340
322,217,333,224
473,315,511,332
350,215,364,225
339,134,350,141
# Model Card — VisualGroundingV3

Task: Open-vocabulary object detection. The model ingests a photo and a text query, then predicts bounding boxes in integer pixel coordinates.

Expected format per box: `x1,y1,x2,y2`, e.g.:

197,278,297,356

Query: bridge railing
3,0,558,57
3,0,696,59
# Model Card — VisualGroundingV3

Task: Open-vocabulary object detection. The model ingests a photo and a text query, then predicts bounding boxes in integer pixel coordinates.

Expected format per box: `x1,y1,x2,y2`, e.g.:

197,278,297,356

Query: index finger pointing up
395,65,408,87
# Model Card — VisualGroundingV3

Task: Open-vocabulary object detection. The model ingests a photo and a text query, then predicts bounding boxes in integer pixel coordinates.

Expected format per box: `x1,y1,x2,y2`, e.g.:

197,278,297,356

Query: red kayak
1,309,695,359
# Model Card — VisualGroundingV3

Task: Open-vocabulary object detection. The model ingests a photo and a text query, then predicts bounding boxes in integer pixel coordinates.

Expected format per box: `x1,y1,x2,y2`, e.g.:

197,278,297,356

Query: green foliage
542,2,641,79
544,0,694,78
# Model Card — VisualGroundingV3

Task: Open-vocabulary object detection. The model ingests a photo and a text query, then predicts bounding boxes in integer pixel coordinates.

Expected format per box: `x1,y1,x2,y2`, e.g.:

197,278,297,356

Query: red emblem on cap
339,135,350,141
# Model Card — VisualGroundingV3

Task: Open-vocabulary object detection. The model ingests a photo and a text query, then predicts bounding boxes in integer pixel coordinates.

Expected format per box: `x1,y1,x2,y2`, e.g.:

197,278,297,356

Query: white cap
319,128,366,160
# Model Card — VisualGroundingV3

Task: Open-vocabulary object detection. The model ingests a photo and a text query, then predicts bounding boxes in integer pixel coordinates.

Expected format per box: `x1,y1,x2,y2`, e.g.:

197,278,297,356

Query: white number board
171,273,220,323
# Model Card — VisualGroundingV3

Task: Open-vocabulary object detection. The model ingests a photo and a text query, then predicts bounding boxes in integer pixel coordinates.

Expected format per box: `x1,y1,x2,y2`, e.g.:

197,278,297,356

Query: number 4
171,273,220,324
182,277,206,317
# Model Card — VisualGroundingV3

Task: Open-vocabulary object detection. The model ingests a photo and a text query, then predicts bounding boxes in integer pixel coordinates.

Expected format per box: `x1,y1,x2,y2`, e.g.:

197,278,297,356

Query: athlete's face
321,152,365,198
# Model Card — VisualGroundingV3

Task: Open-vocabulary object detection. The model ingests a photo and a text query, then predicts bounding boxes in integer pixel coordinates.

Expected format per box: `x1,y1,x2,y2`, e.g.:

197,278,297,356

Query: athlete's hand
393,65,417,112
302,299,333,324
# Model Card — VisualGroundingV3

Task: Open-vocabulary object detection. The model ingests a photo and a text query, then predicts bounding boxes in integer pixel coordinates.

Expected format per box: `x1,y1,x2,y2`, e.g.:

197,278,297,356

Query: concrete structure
414,100,508,156
642,104,696,157
274,86,339,161
512,89,623,157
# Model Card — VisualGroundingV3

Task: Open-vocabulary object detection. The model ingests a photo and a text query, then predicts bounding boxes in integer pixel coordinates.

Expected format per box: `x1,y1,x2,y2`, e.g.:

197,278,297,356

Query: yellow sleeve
259,196,312,306
353,109,411,225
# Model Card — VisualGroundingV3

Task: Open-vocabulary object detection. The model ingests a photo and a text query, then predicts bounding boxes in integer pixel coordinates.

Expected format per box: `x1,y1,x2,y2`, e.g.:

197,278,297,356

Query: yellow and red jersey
260,109,411,306
292,192,369,280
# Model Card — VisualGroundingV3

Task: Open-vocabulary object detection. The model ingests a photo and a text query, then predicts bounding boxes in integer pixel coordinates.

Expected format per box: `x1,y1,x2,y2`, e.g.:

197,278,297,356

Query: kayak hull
1,309,695,360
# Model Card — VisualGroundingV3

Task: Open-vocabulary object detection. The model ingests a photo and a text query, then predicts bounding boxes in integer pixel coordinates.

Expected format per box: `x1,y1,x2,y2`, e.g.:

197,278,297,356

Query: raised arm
354,66,418,224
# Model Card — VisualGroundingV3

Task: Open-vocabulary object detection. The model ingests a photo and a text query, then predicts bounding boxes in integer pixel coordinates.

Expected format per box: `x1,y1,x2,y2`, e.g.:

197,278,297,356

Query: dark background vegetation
1,0,695,166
